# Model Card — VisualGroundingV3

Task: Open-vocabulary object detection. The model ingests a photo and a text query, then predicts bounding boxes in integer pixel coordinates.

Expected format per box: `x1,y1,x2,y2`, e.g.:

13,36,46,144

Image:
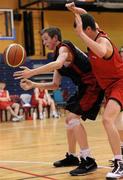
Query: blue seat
53,89,66,115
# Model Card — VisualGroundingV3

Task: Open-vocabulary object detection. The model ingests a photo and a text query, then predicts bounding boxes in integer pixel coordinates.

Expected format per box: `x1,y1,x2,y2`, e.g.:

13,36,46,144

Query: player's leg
102,99,123,179
49,98,59,118
38,99,44,120
53,111,79,167
66,112,97,176
115,111,123,155
12,103,20,115
68,85,104,176
7,106,17,117
11,103,24,121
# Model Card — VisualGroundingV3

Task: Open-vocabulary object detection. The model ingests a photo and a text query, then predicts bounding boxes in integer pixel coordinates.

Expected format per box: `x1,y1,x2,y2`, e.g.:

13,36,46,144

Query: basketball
3,43,26,67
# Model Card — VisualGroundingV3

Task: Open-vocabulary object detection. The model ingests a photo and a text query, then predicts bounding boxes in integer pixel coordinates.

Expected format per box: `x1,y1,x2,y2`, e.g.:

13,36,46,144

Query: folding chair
20,94,32,120
53,89,66,116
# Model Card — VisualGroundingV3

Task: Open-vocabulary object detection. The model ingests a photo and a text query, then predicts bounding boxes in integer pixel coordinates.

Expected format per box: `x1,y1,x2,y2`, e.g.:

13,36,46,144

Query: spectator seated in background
31,86,59,120
0,81,23,122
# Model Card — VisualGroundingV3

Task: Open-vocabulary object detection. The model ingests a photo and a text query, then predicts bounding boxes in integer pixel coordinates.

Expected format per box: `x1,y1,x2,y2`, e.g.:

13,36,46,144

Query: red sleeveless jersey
88,32,123,90
31,89,47,106
38,89,45,98
0,90,7,97
0,90,13,108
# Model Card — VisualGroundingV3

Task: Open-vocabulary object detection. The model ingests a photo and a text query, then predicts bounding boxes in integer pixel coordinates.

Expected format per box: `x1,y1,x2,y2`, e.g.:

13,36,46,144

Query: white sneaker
39,114,44,120
23,103,31,107
52,113,59,118
17,115,24,120
12,117,20,122
106,159,123,179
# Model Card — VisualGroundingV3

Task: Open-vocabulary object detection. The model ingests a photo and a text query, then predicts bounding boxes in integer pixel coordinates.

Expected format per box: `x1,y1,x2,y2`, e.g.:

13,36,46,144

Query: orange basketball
3,43,26,67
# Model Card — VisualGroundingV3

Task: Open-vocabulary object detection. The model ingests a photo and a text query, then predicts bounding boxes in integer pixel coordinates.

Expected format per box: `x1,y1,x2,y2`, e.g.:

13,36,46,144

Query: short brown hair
41,27,62,41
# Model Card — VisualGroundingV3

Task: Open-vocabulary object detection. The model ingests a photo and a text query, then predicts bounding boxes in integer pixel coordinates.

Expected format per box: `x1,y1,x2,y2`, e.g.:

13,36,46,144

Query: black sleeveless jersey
54,40,104,120
54,40,92,87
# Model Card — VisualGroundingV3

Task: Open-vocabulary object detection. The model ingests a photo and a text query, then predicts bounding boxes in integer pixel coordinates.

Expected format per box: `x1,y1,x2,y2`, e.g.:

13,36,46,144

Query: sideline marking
0,160,111,169
0,166,58,180
0,160,52,165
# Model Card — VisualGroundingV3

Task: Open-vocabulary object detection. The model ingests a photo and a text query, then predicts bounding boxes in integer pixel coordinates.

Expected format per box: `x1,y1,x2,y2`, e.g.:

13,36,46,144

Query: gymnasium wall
44,11,123,53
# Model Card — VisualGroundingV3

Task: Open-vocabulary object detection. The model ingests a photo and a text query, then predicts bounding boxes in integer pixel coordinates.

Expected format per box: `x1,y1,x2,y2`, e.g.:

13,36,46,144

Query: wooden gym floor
0,113,113,180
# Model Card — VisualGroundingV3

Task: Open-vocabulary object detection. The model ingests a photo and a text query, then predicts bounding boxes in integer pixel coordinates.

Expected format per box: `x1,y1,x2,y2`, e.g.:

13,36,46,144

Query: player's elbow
56,52,68,69
52,83,59,90
97,49,107,58
54,83,59,90
55,61,63,69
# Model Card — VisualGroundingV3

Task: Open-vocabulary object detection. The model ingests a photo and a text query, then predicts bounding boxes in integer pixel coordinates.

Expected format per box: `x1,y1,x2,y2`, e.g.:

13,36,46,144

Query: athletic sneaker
70,157,97,176
17,115,24,120
106,159,123,179
12,115,24,122
53,153,79,167
52,113,59,118
12,117,20,122
109,146,123,167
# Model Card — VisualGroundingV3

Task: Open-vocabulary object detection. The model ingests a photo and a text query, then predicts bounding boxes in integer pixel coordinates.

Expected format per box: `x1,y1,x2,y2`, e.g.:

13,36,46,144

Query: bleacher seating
0,54,77,98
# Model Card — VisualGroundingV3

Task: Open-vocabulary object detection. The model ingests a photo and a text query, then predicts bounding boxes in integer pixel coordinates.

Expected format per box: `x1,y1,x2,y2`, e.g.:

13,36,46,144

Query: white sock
39,112,43,117
52,111,57,115
80,148,91,159
114,155,122,160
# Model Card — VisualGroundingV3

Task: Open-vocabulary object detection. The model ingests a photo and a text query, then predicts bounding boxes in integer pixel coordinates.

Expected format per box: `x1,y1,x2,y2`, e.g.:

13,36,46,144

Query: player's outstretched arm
13,61,62,79
20,79,58,91
20,71,61,91
65,2,87,14
14,50,68,79
13,66,33,79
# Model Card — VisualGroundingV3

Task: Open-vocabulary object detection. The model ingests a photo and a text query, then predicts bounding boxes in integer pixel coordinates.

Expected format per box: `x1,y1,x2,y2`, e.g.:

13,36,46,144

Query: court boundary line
0,160,111,166
0,165,113,180
0,160,52,165
0,166,58,180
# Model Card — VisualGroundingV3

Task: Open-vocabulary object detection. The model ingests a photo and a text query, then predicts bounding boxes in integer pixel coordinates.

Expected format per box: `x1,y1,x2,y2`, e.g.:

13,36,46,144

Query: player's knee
102,114,112,126
15,103,19,108
115,114,123,130
65,118,81,129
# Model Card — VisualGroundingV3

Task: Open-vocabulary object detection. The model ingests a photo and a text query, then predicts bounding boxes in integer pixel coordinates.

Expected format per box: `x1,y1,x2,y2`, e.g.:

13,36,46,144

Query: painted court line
0,125,40,131
0,166,58,180
0,160,111,168
17,172,70,180
0,160,111,169
0,165,112,180
0,160,52,165
17,177,40,180
98,165,111,169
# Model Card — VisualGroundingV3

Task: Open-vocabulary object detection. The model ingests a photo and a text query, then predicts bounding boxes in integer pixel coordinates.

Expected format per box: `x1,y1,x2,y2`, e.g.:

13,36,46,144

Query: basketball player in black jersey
14,27,104,176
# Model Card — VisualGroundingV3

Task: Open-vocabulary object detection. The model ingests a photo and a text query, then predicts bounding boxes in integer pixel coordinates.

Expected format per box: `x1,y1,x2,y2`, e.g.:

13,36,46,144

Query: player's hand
20,79,34,90
65,2,76,13
13,66,33,79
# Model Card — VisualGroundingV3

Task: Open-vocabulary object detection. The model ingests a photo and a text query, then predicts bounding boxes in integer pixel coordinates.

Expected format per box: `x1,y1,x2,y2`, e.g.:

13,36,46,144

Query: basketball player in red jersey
31,86,58,119
14,27,104,175
0,81,23,122
67,2,123,179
